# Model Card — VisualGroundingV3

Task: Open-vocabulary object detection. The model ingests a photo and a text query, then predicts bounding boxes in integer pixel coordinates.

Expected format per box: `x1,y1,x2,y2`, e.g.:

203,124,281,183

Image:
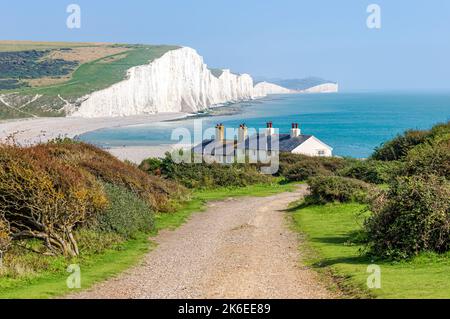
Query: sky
1,0,450,91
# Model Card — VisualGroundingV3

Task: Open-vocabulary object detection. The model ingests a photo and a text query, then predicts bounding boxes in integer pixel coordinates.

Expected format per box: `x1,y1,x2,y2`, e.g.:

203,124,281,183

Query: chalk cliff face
299,83,338,94
72,47,278,118
253,81,294,97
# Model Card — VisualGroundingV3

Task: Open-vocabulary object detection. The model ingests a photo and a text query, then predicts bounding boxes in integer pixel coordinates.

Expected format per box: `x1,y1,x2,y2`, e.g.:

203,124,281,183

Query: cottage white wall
291,136,333,157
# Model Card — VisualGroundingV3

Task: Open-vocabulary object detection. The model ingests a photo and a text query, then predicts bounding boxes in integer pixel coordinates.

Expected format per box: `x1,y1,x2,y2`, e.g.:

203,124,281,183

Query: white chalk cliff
73,47,289,118
299,83,338,94
253,81,294,97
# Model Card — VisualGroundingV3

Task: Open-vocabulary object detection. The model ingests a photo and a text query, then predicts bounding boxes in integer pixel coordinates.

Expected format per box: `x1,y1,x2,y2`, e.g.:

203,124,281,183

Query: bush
307,176,372,204
283,161,331,182
0,144,107,257
338,159,400,184
0,139,185,257
372,130,430,161
93,184,154,239
143,153,272,189
364,175,450,259
41,140,186,213
278,153,348,182
401,139,450,179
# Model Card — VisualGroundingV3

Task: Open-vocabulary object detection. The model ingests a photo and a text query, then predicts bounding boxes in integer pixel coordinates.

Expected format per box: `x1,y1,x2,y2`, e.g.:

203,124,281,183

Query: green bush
401,139,450,179
142,153,272,189
372,130,429,161
278,153,348,182
338,159,400,184
93,184,154,239
364,175,450,259
307,175,372,204
283,161,331,182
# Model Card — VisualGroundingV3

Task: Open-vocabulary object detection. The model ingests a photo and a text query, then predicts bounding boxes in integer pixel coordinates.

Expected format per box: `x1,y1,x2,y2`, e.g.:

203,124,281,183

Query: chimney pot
238,124,248,142
291,123,301,138
215,124,225,141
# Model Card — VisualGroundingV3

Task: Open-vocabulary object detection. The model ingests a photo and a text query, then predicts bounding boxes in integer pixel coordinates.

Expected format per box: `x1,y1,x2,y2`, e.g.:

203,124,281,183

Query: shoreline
0,113,188,146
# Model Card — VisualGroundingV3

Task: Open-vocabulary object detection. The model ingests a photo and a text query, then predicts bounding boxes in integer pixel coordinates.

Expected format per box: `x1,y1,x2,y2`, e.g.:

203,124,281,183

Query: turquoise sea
79,92,450,158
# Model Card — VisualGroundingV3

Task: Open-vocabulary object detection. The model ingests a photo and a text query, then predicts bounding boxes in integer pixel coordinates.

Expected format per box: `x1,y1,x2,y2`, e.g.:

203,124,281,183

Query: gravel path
69,185,333,299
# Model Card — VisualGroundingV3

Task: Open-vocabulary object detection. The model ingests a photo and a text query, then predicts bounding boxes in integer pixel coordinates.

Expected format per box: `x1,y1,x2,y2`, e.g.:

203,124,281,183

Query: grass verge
0,181,295,299
290,202,450,299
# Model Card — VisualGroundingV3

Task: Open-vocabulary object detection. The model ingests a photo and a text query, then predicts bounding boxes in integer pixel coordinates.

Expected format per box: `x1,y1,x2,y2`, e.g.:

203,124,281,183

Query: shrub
401,139,450,179
372,129,430,161
338,159,400,184
139,157,163,175
40,140,186,212
307,176,372,204
364,175,450,259
93,184,154,239
144,153,272,189
0,144,107,257
278,153,348,181
283,161,331,182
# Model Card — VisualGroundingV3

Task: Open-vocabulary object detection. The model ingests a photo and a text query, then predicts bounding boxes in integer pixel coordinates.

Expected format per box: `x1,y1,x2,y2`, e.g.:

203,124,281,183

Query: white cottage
193,122,333,163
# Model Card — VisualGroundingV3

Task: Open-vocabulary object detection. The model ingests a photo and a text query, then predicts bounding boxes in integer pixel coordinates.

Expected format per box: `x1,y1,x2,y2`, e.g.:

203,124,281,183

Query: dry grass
46,46,130,64
0,40,109,52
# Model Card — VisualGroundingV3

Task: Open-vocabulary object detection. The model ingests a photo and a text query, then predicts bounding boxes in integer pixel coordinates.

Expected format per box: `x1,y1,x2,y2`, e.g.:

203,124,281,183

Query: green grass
17,45,179,98
0,181,295,299
291,202,450,298
0,235,152,299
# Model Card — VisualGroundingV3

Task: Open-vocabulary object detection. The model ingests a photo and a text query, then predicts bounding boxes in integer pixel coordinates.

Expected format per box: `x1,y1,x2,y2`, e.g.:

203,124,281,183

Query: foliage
278,153,347,182
93,184,154,239
0,140,185,256
372,129,430,161
365,175,450,259
0,50,78,84
307,175,372,204
0,79,26,90
292,202,450,298
338,159,400,184
43,140,186,212
141,153,272,189
400,139,450,179
0,144,107,257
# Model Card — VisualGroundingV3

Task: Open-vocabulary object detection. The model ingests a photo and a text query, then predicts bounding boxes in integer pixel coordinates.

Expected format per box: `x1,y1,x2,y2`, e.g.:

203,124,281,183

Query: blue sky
1,0,450,91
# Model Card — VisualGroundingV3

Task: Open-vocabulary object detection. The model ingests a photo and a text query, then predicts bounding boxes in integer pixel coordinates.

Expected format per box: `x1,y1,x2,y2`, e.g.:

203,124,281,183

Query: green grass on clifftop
19,45,180,98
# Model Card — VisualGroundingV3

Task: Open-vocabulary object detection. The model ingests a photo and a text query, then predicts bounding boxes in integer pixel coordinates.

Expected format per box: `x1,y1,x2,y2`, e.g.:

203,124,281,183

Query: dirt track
69,185,333,299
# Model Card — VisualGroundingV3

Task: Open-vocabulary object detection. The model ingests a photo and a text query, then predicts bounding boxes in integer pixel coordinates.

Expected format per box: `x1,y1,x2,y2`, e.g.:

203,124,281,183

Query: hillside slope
0,41,300,119
0,42,180,119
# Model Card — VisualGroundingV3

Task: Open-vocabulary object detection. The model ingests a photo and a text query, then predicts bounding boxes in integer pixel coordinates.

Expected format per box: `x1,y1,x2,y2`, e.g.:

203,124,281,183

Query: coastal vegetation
289,121,450,297
0,138,289,298
0,139,185,291
0,120,448,298
139,153,272,189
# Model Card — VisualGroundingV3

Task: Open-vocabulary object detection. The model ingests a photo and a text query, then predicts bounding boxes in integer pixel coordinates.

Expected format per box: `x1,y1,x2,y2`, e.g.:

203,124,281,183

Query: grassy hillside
0,41,179,119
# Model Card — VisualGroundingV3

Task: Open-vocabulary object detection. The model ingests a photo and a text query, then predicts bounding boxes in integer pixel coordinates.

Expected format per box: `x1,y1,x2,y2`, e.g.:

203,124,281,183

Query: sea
78,92,450,158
